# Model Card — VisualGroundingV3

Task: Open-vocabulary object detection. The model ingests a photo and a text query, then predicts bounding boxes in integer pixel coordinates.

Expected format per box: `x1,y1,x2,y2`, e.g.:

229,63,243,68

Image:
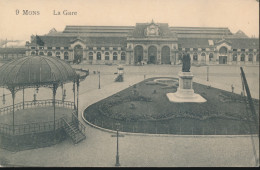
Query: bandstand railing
0,99,75,136
0,118,67,136
0,100,74,115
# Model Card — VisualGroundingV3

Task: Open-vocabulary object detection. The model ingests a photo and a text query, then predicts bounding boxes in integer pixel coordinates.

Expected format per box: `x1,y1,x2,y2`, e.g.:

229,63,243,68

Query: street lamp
98,71,101,89
115,122,120,167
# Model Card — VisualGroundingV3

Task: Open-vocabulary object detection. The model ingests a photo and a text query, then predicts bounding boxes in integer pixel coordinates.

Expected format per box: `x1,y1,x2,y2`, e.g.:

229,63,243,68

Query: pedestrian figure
231,84,234,93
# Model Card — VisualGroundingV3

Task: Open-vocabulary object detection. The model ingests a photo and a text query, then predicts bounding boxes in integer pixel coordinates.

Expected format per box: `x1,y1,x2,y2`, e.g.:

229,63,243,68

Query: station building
25,20,259,65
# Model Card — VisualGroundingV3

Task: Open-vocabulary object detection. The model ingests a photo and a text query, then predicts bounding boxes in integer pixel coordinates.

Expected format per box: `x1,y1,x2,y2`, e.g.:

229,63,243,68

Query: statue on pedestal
182,52,191,72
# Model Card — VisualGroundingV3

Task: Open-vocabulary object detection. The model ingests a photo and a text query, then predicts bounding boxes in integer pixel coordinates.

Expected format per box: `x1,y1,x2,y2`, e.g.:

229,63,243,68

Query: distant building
0,48,26,62
25,20,259,65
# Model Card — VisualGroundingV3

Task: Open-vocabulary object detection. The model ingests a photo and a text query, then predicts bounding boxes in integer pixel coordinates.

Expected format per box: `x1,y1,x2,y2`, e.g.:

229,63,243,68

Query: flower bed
84,77,259,135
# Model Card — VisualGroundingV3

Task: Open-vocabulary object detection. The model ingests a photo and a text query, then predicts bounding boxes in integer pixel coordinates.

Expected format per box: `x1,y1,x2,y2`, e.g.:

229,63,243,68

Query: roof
30,36,76,47
171,27,232,34
31,36,127,47
81,37,127,46
0,56,77,88
178,38,259,49
178,38,213,48
227,38,259,49
232,30,249,38
0,48,26,54
129,23,177,38
63,25,134,34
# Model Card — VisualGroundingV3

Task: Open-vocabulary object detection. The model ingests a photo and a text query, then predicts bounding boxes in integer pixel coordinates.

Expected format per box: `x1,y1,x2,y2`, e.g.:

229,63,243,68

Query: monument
167,52,206,103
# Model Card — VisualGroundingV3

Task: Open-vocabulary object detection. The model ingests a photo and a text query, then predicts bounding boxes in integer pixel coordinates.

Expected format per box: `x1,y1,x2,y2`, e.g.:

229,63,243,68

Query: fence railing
0,100,74,115
86,115,258,135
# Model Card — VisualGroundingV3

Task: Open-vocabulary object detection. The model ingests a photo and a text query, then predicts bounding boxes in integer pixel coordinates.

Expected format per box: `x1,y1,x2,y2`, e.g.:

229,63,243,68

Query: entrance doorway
134,45,144,64
161,46,171,64
74,45,83,64
219,56,227,64
148,46,157,64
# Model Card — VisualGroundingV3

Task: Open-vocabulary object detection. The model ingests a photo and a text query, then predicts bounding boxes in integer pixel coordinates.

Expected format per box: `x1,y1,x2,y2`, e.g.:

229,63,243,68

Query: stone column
205,53,209,64
92,52,97,64
227,52,232,65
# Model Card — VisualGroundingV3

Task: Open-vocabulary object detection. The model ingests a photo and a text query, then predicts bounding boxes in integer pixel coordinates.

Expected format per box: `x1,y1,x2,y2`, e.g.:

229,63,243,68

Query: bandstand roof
0,55,77,89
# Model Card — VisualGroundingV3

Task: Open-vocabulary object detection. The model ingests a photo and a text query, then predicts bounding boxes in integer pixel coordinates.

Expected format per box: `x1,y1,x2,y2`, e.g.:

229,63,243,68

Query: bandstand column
73,80,76,110
76,75,80,118
22,86,24,109
53,84,57,132
11,88,15,135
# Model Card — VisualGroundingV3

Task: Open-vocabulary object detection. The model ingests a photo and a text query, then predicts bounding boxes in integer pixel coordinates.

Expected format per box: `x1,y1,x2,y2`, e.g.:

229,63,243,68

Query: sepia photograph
0,0,259,167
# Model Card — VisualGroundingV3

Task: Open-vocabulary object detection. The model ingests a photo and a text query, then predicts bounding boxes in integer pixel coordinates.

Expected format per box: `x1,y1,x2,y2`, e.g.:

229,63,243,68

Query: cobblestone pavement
0,65,259,167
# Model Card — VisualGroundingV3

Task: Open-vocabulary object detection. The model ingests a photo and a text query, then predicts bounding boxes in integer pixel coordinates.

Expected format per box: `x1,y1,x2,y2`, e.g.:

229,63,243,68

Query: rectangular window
178,48,182,51
185,48,190,51
113,47,117,50
47,47,52,50
193,48,198,51
89,47,93,50
105,47,109,51
97,47,101,50
202,48,206,51
31,47,35,49
233,49,237,51
39,46,44,50
249,49,253,52
56,47,60,50
64,47,69,50
241,49,245,52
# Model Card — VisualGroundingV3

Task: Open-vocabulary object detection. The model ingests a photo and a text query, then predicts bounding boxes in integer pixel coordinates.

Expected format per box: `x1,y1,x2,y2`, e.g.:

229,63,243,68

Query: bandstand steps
63,122,86,144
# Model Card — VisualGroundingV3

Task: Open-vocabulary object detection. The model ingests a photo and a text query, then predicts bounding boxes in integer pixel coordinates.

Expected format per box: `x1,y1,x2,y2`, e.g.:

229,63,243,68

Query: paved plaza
0,64,259,167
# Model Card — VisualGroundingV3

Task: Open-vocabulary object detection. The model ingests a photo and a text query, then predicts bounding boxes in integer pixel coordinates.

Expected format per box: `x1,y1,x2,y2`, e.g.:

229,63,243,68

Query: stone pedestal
167,71,206,103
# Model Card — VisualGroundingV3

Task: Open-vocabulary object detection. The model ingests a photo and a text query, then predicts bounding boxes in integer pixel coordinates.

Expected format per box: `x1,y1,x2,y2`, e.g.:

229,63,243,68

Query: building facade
25,21,259,65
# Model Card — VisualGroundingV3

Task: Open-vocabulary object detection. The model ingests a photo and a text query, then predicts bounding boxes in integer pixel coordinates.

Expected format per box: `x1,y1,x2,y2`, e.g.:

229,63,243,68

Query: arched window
248,54,253,61
193,53,198,61
89,52,93,60
105,52,109,60
209,53,214,61
97,52,101,60
39,52,44,56
64,52,69,60
121,52,126,60
233,53,237,61
240,53,245,61
113,52,117,60
219,46,227,54
31,51,35,55
56,52,60,58
47,52,52,56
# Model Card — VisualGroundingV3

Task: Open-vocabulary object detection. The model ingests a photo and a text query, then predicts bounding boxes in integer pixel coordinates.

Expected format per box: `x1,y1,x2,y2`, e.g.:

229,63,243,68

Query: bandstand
0,56,86,151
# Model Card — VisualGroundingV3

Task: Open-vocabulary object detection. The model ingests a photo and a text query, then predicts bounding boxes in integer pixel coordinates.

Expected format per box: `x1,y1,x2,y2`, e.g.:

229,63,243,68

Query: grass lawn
84,77,259,135
0,107,74,125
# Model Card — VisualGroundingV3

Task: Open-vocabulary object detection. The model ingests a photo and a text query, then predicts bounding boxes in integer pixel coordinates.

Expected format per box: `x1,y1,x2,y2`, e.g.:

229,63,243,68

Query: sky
0,0,259,41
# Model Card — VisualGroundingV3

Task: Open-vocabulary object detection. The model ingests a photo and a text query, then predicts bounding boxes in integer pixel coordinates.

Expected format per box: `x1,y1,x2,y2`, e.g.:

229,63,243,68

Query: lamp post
98,71,101,89
207,66,209,81
115,122,120,167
